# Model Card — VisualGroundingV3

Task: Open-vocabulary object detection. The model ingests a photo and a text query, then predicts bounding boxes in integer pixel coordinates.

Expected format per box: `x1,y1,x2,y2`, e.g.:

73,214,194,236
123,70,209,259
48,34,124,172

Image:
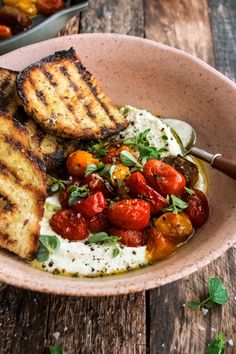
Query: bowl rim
0,33,235,296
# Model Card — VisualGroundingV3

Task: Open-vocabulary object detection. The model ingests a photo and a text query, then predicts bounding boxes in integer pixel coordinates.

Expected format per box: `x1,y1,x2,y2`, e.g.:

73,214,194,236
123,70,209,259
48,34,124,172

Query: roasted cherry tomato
88,210,110,233
184,189,209,228
109,227,147,247
0,24,12,38
127,172,167,214
102,145,136,164
36,0,65,15
49,209,89,241
146,228,176,261
66,150,99,177
143,159,186,197
16,1,38,16
82,173,112,197
112,163,130,185
59,188,70,208
154,212,193,244
108,199,150,230
72,192,106,219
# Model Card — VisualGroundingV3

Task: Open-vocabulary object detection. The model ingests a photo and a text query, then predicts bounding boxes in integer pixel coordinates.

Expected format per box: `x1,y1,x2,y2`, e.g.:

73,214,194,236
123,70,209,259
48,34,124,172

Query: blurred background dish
0,0,88,54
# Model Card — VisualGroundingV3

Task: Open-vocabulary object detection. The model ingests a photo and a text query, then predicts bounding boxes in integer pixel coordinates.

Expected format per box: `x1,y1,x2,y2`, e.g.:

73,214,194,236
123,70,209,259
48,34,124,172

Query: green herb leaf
86,232,121,257
120,150,142,168
37,235,60,263
49,176,70,193
162,195,189,214
122,107,130,118
208,277,228,305
185,187,195,195
68,185,89,206
85,163,98,177
186,301,201,310
49,346,65,354
161,135,168,140
98,164,118,180
206,332,226,354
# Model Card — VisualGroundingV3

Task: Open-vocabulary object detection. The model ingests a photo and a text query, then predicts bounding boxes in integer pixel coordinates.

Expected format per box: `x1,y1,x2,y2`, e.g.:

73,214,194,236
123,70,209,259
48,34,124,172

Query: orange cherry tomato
154,212,193,244
0,24,12,39
49,209,89,241
108,199,150,230
146,227,177,261
184,189,209,228
127,171,167,214
112,163,130,184
37,0,65,15
143,159,186,197
109,227,147,247
72,192,107,219
66,150,99,177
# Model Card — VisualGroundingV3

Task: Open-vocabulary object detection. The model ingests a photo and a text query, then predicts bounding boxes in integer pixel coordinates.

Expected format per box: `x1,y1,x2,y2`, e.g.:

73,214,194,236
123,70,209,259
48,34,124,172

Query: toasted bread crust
17,48,128,139
0,113,46,259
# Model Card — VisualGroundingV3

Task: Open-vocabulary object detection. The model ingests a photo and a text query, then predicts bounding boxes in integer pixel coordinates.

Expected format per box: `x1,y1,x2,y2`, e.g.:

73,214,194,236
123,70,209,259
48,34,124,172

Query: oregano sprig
36,235,60,263
85,232,121,258
49,176,70,193
162,195,189,214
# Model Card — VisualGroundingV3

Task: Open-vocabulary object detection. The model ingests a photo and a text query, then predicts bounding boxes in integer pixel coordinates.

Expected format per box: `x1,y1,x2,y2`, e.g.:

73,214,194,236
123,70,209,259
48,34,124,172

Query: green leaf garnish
185,187,195,195
206,332,226,354
162,195,189,214
122,107,130,118
68,185,89,206
49,346,65,354
85,232,121,258
119,150,142,168
99,164,118,180
85,162,105,177
124,129,168,164
49,176,70,193
186,277,228,310
161,135,168,140
89,141,107,157
37,235,60,263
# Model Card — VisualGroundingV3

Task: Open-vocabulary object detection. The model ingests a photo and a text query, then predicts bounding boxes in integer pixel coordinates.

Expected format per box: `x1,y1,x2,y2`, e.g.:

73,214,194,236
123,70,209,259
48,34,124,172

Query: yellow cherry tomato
112,163,130,184
154,212,193,244
66,150,99,177
16,1,38,16
146,228,176,261
3,0,19,5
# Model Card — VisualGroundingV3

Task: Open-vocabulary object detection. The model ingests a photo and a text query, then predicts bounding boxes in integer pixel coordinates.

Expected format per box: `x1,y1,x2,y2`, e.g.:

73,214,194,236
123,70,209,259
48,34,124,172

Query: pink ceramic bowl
0,34,235,296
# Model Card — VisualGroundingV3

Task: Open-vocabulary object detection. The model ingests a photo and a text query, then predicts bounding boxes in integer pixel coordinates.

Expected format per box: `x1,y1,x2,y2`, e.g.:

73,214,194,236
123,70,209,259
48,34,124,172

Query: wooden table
0,1,235,353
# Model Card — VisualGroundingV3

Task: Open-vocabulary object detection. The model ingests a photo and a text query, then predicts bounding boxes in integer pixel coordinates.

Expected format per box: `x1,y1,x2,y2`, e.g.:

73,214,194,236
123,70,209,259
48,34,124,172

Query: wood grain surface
0,1,235,353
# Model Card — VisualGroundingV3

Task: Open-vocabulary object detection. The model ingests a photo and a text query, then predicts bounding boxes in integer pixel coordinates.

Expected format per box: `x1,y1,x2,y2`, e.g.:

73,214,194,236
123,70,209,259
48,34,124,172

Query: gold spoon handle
191,147,236,180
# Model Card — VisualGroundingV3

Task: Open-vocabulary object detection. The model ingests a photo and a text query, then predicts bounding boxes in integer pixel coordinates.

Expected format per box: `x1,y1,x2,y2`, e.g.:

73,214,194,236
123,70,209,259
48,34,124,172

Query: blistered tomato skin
82,173,112,197
154,212,193,244
102,145,135,164
109,228,147,247
146,227,177,261
143,160,186,197
72,192,107,219
127,172,167,214
184,189,209,228
88,211,110,233
49,209,89,241
66,150,99,177
37,0,65,15
108,199,150,230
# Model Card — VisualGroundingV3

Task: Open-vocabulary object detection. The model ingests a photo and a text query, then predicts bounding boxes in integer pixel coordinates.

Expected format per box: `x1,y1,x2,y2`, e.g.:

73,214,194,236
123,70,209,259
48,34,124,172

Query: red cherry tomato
127,172,167,214
37,0,65,15
109,227,147,247
82,173,112,197
49,209,89,241
108,199,150,230
88,210,110,233
102,145,136,164
72,192,106,219
184,189,209,228
59,189,70,208
143,160,186,197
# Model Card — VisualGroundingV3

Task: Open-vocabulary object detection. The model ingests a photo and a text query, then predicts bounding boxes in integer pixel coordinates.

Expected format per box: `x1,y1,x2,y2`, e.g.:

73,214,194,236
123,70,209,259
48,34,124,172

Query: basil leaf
68,185,89,206
86,232,119,244
85,164,98,177
185,187,195,195
37,235,60,263
186,301,201,310
208,277,228,305
49,346,65,354
206,332,226,354
120,150,142,168
112,247,120,258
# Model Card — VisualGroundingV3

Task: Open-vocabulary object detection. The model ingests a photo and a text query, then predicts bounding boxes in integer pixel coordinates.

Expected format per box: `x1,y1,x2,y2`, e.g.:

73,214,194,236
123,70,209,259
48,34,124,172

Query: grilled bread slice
0,67,80,171
17,48,128,139
0,113,46,259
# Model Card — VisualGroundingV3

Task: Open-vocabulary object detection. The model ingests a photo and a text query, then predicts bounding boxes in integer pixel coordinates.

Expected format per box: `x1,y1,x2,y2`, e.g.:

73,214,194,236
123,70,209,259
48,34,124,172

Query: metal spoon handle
191,147,236,180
